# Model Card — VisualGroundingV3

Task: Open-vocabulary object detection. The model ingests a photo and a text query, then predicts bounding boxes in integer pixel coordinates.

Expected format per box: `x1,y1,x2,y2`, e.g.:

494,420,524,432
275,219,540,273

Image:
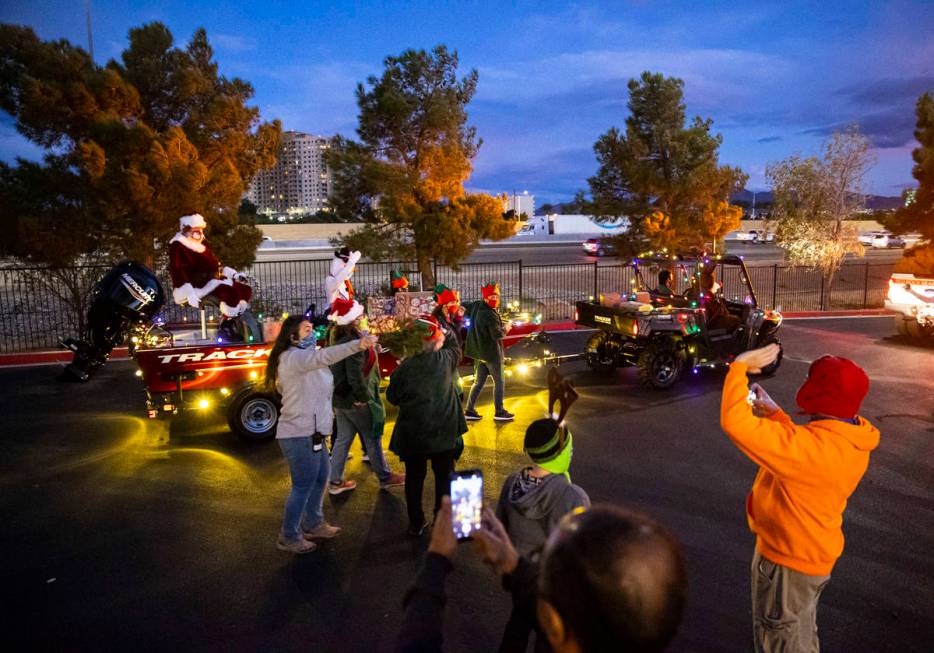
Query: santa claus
326,246,361,304
169,213,255,339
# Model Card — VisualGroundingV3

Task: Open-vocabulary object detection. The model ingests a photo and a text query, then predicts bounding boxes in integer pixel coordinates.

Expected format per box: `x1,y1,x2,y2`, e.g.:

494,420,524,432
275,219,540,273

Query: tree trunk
822,268,837,311
416,246,435,291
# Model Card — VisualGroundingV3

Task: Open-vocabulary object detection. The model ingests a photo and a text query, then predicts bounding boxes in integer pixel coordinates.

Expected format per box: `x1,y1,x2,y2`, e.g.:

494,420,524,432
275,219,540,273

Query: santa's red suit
168,215,252,318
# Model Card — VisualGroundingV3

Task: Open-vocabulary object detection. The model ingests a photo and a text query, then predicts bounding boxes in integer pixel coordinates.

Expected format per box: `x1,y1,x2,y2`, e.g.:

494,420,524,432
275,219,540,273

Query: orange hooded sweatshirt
721,362,880,576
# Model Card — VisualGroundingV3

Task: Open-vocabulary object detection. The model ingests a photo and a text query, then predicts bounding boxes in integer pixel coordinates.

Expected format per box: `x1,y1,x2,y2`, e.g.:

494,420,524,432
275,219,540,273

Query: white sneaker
277,537,317,554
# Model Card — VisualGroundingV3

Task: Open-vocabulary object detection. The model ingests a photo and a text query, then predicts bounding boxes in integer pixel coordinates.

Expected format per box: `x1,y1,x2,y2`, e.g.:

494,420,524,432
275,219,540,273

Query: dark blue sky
2,0,932,203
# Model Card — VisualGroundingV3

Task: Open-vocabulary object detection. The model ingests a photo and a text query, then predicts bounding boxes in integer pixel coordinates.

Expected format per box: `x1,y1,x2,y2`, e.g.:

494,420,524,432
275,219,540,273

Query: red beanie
795,355,869,419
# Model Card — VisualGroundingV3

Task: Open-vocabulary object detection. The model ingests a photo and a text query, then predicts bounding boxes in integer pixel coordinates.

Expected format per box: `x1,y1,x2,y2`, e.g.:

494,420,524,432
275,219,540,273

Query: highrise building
504,191,535,220
246,131,332,218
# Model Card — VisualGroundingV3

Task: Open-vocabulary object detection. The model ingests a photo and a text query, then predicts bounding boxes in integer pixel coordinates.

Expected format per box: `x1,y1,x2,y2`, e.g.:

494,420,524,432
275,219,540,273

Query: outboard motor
61,261,165,381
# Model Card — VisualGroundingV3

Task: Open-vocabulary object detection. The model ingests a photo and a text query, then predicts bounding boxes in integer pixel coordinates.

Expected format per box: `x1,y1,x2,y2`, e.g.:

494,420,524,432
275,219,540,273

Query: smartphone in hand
449,469,483,540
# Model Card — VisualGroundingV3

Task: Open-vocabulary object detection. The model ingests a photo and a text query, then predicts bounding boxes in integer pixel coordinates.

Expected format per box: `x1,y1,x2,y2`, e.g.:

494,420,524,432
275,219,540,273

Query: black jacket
393,554,545,653
464,300,505,363
330,332,379,409
387,331,467,459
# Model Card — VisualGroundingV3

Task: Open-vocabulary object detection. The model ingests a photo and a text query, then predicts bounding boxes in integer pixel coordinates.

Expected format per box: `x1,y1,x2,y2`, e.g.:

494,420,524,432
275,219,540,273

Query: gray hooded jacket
495,468,591,557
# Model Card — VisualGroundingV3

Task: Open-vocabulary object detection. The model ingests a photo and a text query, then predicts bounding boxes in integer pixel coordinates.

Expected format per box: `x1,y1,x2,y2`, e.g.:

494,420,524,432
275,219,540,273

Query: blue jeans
331,404,392,483
466,358,505,412
278,436,329,542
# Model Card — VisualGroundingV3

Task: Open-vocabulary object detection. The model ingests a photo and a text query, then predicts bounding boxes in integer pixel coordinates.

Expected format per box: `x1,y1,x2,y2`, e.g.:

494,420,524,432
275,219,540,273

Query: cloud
801,106,917,149
212,34,258,53
835,75,934,108
756,136,782,143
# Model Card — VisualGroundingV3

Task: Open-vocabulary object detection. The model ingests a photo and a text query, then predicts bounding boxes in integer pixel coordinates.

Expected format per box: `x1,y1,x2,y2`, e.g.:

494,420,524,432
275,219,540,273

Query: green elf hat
434,283,458,305
390,268,409,290
525,368,580,480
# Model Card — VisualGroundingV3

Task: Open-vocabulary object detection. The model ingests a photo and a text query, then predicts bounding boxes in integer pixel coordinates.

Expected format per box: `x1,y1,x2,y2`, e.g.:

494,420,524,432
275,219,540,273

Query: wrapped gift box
393,291,436,320
367,295,396,320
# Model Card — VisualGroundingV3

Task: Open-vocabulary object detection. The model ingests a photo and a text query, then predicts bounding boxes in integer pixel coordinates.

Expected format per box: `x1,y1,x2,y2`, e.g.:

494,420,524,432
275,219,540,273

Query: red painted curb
0,347,130,368
781,309,894,318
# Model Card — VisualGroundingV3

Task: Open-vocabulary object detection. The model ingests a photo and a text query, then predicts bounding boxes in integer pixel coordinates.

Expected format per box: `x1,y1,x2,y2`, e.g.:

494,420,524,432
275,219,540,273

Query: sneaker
328,479,357,495
464,409,482,421
362,453,370,463
303,522,341,539
493,410,515,422
407,522,428,537
379,472,406,490
277,537,317,554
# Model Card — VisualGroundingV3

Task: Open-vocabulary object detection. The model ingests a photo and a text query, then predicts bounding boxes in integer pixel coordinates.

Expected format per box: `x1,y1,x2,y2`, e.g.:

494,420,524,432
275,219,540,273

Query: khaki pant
751,550,831,653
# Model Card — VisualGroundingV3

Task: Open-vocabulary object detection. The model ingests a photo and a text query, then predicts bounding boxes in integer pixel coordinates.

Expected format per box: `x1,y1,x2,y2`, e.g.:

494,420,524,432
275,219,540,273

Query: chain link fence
0,258,896,353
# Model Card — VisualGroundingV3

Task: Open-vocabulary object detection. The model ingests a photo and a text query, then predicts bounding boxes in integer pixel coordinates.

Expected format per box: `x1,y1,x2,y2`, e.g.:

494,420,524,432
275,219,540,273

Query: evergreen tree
327,45,514,287
585,72,746,254
884,92,934,275
0,23,280,269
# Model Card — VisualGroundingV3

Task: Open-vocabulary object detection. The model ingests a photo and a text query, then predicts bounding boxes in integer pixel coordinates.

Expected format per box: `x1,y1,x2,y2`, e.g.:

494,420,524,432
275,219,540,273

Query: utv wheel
226,387,280,441
638,344,683,389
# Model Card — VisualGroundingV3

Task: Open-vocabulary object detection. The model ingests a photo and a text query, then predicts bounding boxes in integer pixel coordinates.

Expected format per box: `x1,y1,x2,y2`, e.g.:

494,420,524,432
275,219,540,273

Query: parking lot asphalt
1,317,932,652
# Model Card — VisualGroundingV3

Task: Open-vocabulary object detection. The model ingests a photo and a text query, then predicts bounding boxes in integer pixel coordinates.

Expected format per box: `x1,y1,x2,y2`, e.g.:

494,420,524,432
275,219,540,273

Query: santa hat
328,297,364,326
330,247,361,276
796,355,869,419
179,214,207,230
434,283,459,305
481,281,500,300
391,268,409,290
414,314,443,341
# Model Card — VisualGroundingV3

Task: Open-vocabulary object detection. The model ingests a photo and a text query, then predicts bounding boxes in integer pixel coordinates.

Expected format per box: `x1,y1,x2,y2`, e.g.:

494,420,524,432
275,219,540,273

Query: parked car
582,238,618,257
858,231,905,248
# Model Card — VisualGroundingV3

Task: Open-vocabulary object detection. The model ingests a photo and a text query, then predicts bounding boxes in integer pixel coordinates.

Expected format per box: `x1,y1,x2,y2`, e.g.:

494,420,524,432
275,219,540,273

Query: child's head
524,418,573,477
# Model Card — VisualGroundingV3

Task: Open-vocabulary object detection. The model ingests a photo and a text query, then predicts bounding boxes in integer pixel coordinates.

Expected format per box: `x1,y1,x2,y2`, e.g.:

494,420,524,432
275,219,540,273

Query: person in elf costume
390,268,409,295
386,315,467,536
464,281,513,422
494,367,591,651
326,246,361,304
327,297,405,496
431,284,464,334
168,213,259,342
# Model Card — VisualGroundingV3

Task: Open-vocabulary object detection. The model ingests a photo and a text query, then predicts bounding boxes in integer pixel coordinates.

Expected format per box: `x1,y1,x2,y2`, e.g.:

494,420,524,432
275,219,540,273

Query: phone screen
450,470,483,540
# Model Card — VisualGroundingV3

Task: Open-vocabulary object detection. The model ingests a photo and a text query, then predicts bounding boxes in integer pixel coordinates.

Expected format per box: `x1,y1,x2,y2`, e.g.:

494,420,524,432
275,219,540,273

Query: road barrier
0,258,896,354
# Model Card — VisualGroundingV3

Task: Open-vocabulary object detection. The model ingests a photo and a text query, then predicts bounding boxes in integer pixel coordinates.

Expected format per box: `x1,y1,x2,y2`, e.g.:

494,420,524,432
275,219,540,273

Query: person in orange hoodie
721,343,879,653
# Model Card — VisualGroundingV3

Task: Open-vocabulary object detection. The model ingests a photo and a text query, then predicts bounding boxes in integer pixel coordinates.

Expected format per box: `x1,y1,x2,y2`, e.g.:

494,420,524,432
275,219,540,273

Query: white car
858,231,905,248
731,229,775,244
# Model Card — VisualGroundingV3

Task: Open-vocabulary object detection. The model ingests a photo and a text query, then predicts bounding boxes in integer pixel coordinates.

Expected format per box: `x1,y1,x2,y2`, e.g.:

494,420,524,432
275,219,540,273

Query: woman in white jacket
265,315,377,553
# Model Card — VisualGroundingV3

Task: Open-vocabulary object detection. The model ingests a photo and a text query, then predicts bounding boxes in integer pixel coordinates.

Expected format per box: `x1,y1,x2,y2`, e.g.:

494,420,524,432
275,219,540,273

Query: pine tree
885,92,934,275
0,23,280,269
585,72,747,254
326,46,514,288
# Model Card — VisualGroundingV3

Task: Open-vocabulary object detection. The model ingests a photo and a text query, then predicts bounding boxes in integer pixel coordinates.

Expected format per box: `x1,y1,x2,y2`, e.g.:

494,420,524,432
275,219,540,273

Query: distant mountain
537,190,906,215
731,189,904,211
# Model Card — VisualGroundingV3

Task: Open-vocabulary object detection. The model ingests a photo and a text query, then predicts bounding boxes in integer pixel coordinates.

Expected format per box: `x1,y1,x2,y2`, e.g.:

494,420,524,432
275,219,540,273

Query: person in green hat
495,369,590,556
494,369,590,651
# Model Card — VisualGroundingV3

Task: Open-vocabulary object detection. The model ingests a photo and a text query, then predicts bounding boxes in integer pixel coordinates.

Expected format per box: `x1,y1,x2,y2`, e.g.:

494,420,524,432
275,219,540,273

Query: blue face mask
296,333,316,349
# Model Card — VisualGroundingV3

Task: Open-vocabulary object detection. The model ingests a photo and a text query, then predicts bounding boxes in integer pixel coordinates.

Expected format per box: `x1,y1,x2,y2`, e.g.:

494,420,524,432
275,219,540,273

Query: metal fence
0,258,896,354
